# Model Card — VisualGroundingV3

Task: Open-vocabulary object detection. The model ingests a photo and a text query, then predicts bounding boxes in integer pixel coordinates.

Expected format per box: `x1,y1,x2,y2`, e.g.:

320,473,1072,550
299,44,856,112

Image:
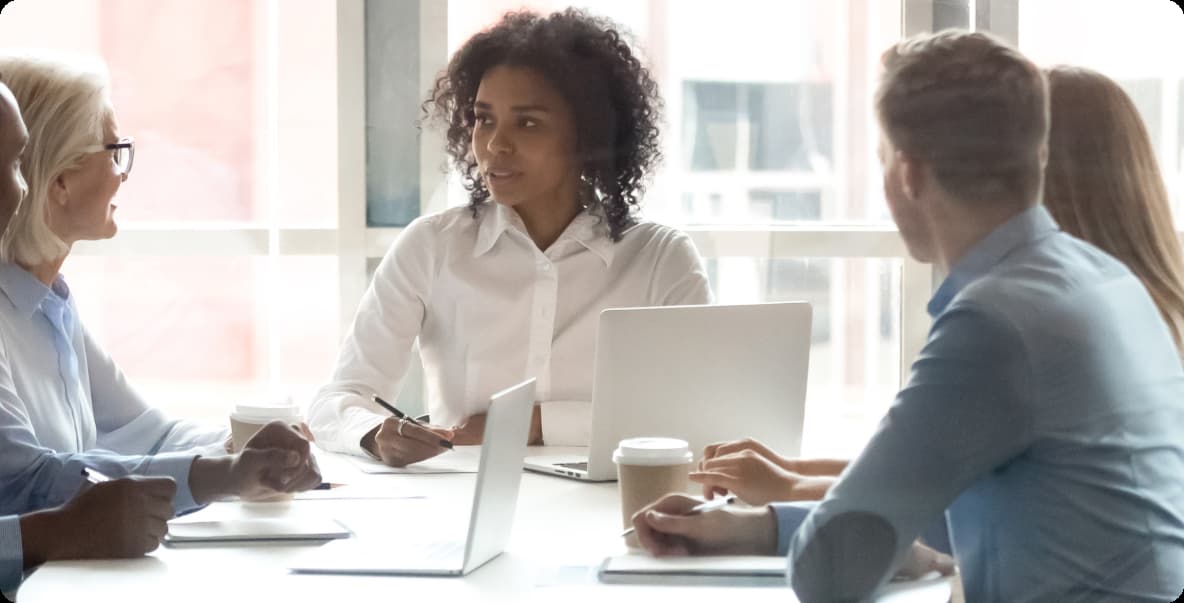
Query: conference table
19,449,953,603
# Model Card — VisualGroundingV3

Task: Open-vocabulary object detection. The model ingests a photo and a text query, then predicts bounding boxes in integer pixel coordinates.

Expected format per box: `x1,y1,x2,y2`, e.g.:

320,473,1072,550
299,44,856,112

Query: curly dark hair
424,8,662,242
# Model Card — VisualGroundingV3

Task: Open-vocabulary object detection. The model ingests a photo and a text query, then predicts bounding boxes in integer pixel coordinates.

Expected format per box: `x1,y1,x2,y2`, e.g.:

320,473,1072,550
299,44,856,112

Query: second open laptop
524,302,811,482
290,378,536,576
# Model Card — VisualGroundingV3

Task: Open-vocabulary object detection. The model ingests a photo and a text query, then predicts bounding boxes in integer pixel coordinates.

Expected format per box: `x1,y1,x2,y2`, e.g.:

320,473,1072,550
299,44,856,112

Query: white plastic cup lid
232,403,301,422
612,437,693,466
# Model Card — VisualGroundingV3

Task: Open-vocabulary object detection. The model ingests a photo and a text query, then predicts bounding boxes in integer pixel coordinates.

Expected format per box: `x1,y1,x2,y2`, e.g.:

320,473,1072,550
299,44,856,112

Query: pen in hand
371,394,454,450
81,467,114,485
620,494,738,538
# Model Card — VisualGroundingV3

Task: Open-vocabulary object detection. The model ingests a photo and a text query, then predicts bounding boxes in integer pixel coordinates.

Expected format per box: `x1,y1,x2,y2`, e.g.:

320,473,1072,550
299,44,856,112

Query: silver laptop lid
461,378,536,573
586,303,811,476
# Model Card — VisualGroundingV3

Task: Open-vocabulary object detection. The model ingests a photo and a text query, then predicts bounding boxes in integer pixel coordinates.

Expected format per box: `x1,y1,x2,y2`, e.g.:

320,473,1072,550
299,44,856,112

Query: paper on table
598,554,789,586
164,517,352,545
345,445,482,474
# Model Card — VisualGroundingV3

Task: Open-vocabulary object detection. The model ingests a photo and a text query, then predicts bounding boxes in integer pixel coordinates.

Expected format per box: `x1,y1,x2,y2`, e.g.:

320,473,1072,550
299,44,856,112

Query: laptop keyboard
557,461,588,471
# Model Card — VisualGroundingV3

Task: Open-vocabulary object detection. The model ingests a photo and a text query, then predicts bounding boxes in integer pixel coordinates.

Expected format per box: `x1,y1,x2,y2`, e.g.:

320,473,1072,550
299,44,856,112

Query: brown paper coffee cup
613,437,693,548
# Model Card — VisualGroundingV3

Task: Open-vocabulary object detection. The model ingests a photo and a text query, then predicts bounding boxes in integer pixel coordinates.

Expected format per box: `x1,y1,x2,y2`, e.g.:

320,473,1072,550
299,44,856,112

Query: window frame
68,0,1184,419
66,0,932,404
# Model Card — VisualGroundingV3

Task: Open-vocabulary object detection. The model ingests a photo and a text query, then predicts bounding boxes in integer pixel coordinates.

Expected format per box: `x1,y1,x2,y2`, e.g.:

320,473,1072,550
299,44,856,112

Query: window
2,0,948,458
1014,0,1184,220
0,0,343,423
426,0,913,456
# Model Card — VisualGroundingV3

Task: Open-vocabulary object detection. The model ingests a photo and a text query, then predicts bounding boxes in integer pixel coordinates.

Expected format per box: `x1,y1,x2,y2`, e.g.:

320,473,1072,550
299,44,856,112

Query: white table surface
19,449,952,603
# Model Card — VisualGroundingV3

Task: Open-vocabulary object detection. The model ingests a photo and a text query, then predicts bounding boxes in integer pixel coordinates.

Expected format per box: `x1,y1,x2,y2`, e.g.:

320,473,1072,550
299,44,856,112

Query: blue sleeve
771,502,816,556
786,302,1034,602
0,515,22,593
0,345,201,515
82,324,228,457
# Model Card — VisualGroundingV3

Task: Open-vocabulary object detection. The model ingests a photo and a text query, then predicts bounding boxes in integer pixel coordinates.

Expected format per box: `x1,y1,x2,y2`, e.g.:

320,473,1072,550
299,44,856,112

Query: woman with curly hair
309,9,711,467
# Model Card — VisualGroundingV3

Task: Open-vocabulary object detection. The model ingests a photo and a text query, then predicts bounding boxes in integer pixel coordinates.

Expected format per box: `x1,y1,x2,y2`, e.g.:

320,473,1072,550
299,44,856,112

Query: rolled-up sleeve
0,345,201,515
771,501,817,556
308,217,436,456
786,302,1034,601
84,326,228,458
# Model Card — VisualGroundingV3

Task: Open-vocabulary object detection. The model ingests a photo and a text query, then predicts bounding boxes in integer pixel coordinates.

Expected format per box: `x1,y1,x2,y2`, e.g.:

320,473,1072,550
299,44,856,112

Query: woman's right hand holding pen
362,416,455,468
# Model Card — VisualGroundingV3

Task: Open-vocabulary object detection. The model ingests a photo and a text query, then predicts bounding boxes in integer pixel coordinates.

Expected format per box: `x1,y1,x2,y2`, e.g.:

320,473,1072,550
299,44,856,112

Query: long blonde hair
1044,65,1184,353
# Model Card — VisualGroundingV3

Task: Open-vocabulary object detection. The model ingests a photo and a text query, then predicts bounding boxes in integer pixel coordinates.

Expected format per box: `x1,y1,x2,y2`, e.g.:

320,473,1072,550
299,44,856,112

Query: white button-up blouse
309,203,712,455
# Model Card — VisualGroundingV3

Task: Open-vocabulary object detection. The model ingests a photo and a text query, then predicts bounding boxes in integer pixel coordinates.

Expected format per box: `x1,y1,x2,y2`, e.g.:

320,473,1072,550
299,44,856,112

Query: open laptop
525,302,811,481
290,378,536,576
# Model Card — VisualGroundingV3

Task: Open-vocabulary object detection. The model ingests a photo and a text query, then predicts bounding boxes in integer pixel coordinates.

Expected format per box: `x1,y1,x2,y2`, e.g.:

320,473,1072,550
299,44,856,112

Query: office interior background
0,0,1180,458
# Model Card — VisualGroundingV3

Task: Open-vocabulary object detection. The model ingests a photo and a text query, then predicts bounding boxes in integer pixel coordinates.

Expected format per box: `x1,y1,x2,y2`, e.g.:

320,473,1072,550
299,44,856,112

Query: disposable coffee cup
613,437,694,548
229,403,302,453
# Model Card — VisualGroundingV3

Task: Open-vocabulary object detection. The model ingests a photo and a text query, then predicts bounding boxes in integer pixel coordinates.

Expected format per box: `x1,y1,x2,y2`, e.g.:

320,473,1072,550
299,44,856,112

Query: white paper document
345,445,482,474
598,554,789,586
163,518,352,545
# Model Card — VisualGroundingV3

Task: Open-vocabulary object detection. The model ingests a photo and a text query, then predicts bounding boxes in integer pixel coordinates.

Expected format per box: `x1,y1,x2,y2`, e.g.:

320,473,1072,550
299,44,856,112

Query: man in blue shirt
630,30,1184,602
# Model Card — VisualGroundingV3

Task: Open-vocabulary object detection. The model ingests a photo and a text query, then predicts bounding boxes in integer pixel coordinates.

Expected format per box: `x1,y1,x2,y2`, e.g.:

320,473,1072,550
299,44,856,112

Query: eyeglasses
83,136,135,176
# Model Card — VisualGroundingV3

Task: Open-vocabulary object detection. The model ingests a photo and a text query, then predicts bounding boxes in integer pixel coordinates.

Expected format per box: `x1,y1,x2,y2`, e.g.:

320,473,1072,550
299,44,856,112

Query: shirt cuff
771,501,818,556
539,401,591,446
0,515,22,593
339,407,386,458
142,453,202,513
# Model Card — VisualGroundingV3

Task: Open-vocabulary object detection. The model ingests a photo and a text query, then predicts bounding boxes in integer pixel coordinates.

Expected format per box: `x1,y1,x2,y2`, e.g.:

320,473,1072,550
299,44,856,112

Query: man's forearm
745,508,780,555
188,457,234,504
18,508,62,568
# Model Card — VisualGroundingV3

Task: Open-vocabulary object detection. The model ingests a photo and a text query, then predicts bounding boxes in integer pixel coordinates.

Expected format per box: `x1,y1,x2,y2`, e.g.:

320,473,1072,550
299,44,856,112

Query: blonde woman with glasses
0,50,322,519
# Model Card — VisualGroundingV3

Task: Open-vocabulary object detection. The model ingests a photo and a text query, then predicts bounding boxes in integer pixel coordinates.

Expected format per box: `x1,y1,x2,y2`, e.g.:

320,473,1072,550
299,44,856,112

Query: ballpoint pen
620,494,738,538
81,467,114,484
372,394,454,449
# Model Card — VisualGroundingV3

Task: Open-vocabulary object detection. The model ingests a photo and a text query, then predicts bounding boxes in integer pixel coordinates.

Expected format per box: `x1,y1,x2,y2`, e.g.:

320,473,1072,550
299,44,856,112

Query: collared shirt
309,203,712,455
0,263,228,516
773,206,1184,602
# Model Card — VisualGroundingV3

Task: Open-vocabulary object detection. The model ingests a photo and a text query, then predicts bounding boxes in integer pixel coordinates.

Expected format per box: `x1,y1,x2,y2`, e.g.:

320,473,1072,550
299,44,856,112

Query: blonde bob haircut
876,30,1049,206
0,50,111,266
1044,66,1184,354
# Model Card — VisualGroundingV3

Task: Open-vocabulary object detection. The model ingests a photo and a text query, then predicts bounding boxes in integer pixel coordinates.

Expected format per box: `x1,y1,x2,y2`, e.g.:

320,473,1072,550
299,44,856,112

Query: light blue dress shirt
0,263,228,518
772,206,1184,602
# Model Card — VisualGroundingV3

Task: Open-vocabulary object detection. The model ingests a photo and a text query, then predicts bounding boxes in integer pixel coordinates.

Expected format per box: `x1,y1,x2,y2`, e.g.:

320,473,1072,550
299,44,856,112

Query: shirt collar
927,204,1059,317
473,202,618,267
0,262,69,319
